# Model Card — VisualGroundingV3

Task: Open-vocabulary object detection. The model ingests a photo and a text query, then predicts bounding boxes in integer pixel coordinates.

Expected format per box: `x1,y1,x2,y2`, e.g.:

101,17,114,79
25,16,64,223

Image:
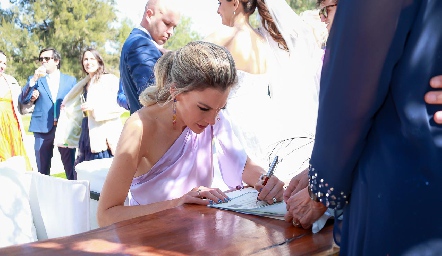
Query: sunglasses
319,4,337,18
38,57,54,62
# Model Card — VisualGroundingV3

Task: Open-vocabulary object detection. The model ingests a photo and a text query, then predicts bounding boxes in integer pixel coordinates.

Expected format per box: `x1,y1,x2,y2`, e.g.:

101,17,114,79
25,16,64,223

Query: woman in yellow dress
0,50,32,170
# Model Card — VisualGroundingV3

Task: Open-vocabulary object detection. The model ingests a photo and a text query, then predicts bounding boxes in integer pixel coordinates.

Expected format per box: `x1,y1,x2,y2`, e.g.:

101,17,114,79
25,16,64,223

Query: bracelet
307,185,320,202
259,174,266,181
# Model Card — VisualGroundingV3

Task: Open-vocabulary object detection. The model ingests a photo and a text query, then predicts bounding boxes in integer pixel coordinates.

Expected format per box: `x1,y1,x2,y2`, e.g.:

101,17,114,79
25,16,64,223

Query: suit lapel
40,77,54,103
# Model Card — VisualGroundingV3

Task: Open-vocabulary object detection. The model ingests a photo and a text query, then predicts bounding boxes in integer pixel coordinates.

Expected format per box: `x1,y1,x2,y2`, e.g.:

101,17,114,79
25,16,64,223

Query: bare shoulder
123,108,157,137
115,107,158,166
210,27,267,73
204,26,237,47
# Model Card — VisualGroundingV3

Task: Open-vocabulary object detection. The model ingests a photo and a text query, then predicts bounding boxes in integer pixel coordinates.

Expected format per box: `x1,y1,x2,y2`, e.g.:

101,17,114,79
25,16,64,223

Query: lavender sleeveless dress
129,111,247,206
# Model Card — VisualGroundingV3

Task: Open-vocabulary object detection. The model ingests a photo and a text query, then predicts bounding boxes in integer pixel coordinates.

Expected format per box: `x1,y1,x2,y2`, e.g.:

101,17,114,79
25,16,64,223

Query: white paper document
208,187,287,220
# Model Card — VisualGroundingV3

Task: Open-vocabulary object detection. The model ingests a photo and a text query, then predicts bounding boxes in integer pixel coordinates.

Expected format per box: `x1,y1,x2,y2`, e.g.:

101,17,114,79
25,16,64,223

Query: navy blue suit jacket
119,28,162,114
310,0,442,254
19,73,76,133
117,80,129,111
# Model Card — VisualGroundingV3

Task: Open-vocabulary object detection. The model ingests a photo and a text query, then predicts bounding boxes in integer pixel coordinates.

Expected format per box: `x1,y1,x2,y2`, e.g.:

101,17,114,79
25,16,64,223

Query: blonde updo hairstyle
139,41,238,106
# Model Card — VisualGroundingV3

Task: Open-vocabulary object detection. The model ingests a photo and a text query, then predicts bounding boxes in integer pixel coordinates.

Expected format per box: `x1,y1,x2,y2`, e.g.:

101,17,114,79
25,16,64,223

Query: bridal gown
224,71,275,168
222,69,318,184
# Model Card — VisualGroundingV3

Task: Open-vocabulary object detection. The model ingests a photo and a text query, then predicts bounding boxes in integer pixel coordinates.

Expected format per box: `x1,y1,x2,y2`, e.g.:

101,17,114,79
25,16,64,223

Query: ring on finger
292,219,301,227
197,189,201,198
272,197,277,203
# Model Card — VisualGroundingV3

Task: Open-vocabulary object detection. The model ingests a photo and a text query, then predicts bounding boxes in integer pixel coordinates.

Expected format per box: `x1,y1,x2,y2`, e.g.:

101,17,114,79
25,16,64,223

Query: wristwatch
307,185,320,202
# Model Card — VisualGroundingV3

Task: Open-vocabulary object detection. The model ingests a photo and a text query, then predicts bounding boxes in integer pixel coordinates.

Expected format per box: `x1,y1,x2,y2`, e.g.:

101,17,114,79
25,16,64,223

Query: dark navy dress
309,1,442,255
74,89,113,166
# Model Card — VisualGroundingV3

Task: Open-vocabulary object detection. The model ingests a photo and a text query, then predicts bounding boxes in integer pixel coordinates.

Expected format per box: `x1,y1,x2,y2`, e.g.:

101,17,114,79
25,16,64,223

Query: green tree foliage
287,0,317,13
1,0,203,85
1,5,41,86
164,16,202,51
104,17,134,76
0,0,121,85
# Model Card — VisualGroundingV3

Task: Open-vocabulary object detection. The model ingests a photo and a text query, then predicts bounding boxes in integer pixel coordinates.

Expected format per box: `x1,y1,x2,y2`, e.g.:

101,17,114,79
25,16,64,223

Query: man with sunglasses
318,0,338,34
18,47,77,180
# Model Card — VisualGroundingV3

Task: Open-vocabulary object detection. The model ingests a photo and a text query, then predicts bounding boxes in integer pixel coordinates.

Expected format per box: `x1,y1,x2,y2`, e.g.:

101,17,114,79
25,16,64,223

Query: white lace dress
222,69,317,183
224,71,276,169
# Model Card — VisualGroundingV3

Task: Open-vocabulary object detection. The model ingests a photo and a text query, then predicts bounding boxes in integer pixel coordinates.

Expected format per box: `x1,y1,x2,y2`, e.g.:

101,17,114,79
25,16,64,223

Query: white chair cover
27,172,90,240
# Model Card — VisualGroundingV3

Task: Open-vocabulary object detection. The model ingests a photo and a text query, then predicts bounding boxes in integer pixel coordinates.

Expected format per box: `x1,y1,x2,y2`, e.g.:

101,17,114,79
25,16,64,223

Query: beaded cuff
308,164,349,210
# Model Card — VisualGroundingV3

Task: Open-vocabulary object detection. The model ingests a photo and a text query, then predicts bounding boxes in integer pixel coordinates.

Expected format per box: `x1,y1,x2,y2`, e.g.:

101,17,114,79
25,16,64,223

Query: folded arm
18,77,38,104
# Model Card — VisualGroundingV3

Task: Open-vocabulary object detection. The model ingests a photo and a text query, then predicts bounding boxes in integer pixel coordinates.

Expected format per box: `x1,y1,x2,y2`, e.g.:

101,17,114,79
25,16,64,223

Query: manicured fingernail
217,199,223,204
224,198,229,203
209,200,214,205
426,93,437,103
431,78,442,87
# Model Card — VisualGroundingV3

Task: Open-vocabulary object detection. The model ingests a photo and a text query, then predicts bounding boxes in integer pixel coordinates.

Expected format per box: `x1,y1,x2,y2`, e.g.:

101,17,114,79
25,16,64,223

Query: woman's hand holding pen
255,175,284,205
181,186,231,206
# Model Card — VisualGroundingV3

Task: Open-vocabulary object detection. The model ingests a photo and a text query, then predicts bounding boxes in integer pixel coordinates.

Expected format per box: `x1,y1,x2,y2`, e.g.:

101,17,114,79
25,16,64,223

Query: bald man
118,0,181,114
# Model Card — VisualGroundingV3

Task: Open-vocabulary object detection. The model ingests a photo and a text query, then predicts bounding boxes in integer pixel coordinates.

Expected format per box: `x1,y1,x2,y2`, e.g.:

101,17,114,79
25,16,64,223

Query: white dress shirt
46,69,60,101
136,25,163,49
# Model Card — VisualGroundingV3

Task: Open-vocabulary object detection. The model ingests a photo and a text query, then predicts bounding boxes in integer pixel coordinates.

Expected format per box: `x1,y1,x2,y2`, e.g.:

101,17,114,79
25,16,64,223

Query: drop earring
233,11,235,15
172,98,177,127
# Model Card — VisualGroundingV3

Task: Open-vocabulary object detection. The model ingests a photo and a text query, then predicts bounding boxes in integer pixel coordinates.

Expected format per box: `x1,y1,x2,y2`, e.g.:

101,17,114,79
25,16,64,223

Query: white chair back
27,172,90,240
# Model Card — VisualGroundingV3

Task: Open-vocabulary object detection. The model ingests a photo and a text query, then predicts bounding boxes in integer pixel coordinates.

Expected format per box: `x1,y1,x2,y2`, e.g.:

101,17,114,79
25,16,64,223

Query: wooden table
0,205,339,255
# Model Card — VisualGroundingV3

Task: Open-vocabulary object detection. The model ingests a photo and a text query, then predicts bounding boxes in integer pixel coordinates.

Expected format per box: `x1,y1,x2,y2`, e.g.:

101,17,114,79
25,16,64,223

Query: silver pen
263,156,278,186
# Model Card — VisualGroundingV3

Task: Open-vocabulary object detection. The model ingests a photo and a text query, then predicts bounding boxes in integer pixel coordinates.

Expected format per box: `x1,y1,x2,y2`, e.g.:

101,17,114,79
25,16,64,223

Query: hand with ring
292,219,301,228
181,186,231,206
255,174,285,205
284,187,327,229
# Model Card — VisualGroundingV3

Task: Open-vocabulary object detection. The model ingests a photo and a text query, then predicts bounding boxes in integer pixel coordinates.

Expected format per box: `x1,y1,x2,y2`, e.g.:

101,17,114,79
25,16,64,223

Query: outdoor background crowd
2,0,441,255
0,0,319,89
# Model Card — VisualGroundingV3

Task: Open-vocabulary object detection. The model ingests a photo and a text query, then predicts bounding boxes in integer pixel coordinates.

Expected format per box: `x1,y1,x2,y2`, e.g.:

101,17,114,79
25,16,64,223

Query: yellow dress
0,88,32,170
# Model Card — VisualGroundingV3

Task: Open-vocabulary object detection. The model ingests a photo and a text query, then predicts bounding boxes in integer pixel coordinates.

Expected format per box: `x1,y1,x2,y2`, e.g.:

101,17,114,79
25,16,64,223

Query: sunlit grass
52,172,67,179
121,111,130,124
22,114,33,135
